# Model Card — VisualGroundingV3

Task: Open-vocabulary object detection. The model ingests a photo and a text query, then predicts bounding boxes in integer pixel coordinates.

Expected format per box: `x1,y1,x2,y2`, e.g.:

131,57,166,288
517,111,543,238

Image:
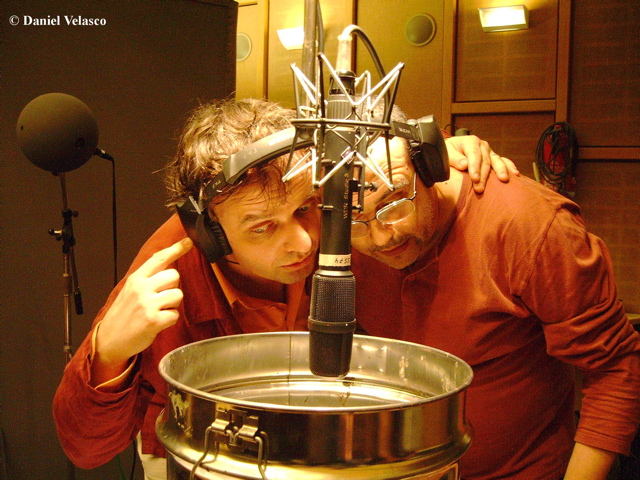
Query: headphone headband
177,118,447,263
176,126,313,264
201,127,314,203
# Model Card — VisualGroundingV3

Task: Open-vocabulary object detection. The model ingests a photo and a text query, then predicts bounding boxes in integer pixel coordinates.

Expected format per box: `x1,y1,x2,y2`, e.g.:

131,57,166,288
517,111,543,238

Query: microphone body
308,80,358,377
290,23,407,378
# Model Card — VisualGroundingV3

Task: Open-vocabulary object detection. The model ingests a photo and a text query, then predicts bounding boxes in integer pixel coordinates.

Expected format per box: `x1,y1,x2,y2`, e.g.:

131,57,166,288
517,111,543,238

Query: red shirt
53,215,310,468
352,173,640,480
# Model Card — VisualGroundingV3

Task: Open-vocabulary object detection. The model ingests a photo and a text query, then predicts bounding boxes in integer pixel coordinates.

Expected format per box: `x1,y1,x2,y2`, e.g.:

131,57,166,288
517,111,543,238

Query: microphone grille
309,330,353,377
308,273,356,377
17,93,99,173
310,274,355,321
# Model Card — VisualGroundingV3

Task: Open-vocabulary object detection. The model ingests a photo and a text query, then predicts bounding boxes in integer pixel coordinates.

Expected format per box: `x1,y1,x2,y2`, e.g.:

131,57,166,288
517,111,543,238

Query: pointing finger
136,237,194,278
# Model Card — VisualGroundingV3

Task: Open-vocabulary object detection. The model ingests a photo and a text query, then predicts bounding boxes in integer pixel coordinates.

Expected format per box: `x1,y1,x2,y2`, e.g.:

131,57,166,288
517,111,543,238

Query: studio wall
448,0,639,310
246,0,639,310
0,0,237,478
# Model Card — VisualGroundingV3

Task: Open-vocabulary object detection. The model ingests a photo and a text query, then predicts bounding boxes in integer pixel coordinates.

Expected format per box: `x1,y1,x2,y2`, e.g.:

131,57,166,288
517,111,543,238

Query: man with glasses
350,129,640,479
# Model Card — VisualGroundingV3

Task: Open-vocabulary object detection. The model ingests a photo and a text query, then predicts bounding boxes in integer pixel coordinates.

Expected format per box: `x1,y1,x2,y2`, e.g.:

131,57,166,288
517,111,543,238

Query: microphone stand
48,172,82,480
49,172,84,363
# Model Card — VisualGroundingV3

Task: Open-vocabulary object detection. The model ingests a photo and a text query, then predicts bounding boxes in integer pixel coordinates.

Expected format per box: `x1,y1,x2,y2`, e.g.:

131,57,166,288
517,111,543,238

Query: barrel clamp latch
190,407,269,480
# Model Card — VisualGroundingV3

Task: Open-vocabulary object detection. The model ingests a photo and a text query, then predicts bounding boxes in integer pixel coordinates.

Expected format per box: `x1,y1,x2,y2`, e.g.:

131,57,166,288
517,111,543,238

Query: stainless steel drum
157,332,473,480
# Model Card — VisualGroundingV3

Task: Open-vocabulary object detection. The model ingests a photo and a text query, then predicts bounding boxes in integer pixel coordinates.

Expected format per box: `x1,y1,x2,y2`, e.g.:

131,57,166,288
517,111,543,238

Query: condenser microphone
307,40,358,377
289,20,404,377
16,93,100,173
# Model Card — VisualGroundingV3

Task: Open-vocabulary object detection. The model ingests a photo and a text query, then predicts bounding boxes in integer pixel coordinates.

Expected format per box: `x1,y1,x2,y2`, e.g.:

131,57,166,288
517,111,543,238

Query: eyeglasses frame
351,174,418,237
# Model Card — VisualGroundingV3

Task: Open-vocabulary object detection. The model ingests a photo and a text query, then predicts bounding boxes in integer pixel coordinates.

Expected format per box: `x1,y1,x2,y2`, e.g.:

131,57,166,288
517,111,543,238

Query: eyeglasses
351,175,417,238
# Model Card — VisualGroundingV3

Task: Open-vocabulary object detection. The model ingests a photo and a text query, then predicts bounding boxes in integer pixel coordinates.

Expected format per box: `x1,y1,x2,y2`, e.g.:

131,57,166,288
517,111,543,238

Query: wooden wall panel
574,162,640,312
569,0,640,148
453,112,556,178
356,0,445,121
236,1,267,99
267,0,354,108
455,0,558,102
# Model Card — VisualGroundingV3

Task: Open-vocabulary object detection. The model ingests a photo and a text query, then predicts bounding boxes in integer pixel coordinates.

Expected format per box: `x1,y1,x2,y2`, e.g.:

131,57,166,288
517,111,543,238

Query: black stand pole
48,172,82,480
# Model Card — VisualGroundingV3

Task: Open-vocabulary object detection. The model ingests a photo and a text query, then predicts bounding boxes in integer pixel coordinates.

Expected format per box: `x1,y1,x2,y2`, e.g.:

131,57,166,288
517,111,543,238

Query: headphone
390,115,450,188
176,117,449,263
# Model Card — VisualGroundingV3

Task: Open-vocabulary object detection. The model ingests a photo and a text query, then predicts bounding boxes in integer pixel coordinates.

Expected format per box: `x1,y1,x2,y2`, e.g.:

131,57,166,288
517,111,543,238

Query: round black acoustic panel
405,14,436,47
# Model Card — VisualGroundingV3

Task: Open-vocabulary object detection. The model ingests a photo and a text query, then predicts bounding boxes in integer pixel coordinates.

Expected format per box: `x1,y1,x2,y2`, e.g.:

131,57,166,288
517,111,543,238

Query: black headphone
176,117,449,263
390,115,450,188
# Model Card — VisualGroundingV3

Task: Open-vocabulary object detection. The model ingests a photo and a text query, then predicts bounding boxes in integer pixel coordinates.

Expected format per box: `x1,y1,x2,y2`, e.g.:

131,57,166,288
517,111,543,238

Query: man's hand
90,237,193,385
445,135,519,193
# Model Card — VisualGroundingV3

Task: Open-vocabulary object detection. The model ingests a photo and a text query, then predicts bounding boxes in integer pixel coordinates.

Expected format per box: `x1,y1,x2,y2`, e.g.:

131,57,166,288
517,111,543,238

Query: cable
103,155,132,479
535,122,578,198
105,156,126,480
109,157,118,286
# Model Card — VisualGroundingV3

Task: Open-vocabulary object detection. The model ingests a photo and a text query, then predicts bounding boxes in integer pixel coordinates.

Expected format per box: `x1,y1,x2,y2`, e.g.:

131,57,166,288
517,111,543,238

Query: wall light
277,26,305,50
478,5,529,32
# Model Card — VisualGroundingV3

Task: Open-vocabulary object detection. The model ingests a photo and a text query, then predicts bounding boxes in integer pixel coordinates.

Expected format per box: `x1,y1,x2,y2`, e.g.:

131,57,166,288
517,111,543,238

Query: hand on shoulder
445,135,519,193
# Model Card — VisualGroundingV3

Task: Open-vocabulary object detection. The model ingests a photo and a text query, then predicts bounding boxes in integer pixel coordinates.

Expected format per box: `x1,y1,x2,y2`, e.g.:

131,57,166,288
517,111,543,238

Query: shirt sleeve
52,239,161,468
518,206,640,455
53,324,153,469
52,216,192,468
88,321,139,393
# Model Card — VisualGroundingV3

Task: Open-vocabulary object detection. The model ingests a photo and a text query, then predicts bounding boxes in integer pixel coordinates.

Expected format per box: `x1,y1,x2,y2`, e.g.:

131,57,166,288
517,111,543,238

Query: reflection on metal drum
158,332,473,480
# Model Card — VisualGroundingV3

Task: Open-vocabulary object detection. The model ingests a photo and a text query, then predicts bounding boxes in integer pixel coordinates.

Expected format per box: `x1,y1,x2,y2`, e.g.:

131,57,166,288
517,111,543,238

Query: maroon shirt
53,215,310,468
352,173,640,479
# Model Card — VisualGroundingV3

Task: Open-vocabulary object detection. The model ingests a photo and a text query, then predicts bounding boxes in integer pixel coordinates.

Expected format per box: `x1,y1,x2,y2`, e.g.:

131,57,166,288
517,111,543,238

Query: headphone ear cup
175,198,233,264
195,212,233,263
410,143,449,188
411,147,434,187
410,118,450,187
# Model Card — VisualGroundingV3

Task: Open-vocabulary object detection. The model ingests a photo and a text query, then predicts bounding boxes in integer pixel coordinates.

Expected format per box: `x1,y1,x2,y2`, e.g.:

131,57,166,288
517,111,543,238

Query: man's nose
368,219,395,246
284,220,314,253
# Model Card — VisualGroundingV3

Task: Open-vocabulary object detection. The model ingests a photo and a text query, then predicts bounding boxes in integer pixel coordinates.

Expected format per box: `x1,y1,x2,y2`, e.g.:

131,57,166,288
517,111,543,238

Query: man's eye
377,201,395,212
297,197,319,214
378,189,408,210
250,223,272,235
